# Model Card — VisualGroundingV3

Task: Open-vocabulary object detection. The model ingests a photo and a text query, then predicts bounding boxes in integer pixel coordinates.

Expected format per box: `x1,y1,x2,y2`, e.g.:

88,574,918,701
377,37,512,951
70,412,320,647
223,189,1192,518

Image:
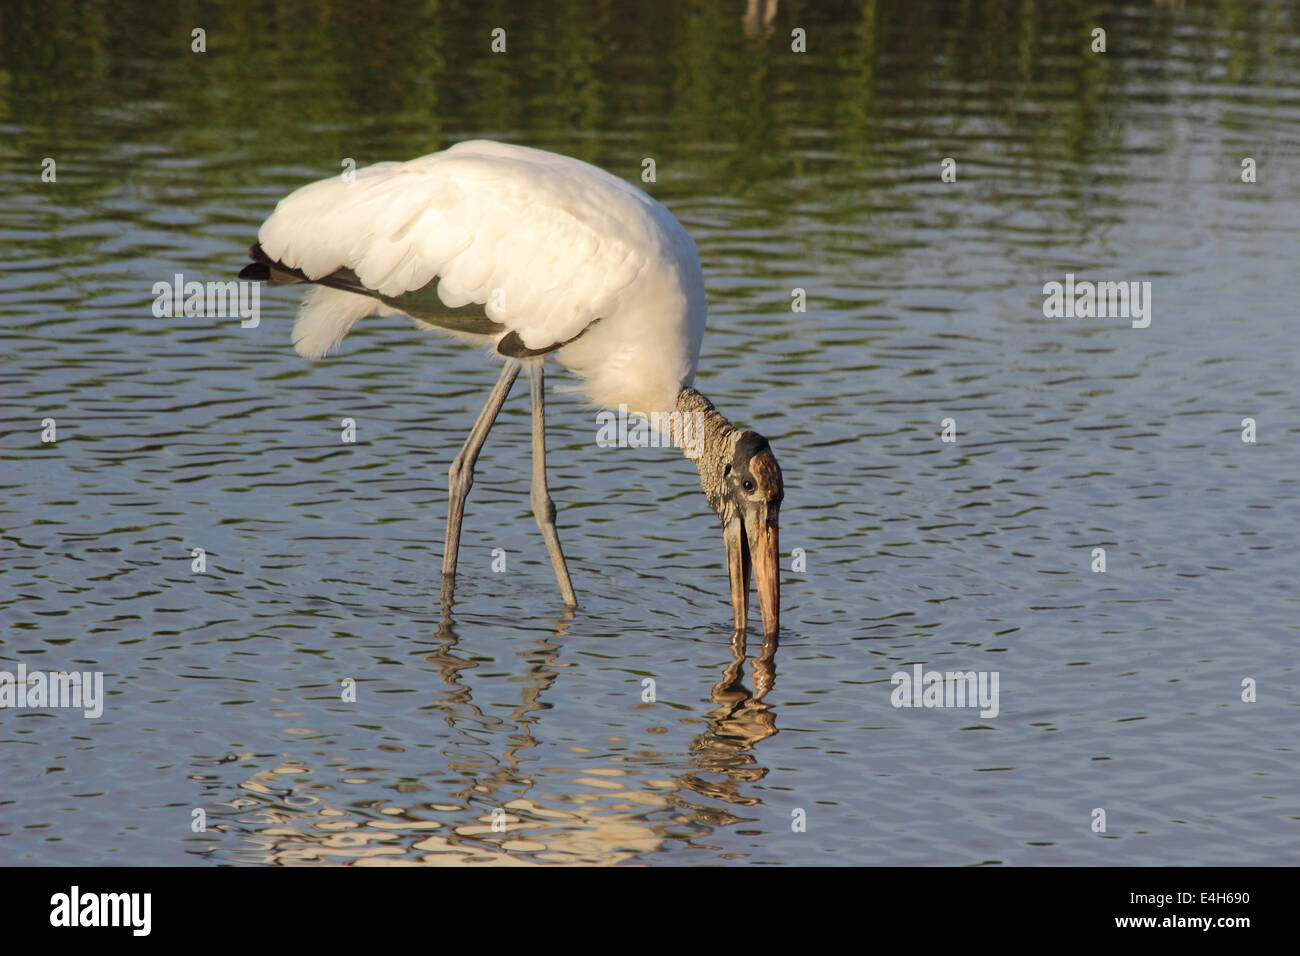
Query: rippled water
2,0,1297,865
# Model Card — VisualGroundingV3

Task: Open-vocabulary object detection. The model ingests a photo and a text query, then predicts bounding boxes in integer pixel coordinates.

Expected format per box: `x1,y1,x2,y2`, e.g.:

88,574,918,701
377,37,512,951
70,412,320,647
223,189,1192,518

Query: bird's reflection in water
742,0,779,38
674,630,778,822
419,598,565,807
195,604,780,865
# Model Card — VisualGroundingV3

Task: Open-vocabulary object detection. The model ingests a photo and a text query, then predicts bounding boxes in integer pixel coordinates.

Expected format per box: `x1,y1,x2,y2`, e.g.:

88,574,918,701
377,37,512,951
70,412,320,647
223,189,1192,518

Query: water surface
1,0,1297,865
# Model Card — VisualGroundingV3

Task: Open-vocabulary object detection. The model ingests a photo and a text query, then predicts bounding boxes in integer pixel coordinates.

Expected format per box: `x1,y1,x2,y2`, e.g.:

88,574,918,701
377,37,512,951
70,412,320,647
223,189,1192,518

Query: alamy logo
49,886,151,936
1042,273,1151,328
151,272,261,327
595,405,706,459
890,664,1000,718
0,662,104,718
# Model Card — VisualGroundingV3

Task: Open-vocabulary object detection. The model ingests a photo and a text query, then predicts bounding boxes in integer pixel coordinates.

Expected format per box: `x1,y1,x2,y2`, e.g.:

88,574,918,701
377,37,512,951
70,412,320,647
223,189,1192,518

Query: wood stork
239,140,784,636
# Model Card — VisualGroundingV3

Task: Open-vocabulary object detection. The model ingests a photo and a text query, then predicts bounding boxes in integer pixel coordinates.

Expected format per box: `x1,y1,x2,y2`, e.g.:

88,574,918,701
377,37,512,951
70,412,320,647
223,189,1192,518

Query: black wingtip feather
239,241,312,286
496,330,554,358
496,318,603,358
239,243,274,281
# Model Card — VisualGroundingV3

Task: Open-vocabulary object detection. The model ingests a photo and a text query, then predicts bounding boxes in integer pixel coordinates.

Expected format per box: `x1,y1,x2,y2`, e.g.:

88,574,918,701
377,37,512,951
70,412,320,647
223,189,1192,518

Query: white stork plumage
239,140,783,636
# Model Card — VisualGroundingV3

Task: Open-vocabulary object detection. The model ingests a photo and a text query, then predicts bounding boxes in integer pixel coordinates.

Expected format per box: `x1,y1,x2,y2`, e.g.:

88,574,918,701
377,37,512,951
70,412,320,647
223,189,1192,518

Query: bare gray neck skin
676,386,739,516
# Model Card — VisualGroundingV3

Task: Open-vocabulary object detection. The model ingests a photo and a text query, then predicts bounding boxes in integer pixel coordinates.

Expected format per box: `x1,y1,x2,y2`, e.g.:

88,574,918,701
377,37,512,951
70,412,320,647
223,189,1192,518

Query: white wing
257,141,669,359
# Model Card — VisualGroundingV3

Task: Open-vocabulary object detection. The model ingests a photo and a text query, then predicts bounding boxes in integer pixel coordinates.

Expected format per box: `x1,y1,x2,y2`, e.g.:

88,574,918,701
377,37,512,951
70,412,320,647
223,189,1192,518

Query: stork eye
742,478,756,492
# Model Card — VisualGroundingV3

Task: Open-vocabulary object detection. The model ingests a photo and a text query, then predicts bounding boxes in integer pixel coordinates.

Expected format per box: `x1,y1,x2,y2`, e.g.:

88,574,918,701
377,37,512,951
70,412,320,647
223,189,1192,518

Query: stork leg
441,359,522,604
529,359,578,607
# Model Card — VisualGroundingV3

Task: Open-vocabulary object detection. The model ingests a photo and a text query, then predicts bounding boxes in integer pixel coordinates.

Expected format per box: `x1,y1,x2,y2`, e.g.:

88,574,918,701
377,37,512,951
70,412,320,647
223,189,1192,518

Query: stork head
676,388,784,638
718,429,784,639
